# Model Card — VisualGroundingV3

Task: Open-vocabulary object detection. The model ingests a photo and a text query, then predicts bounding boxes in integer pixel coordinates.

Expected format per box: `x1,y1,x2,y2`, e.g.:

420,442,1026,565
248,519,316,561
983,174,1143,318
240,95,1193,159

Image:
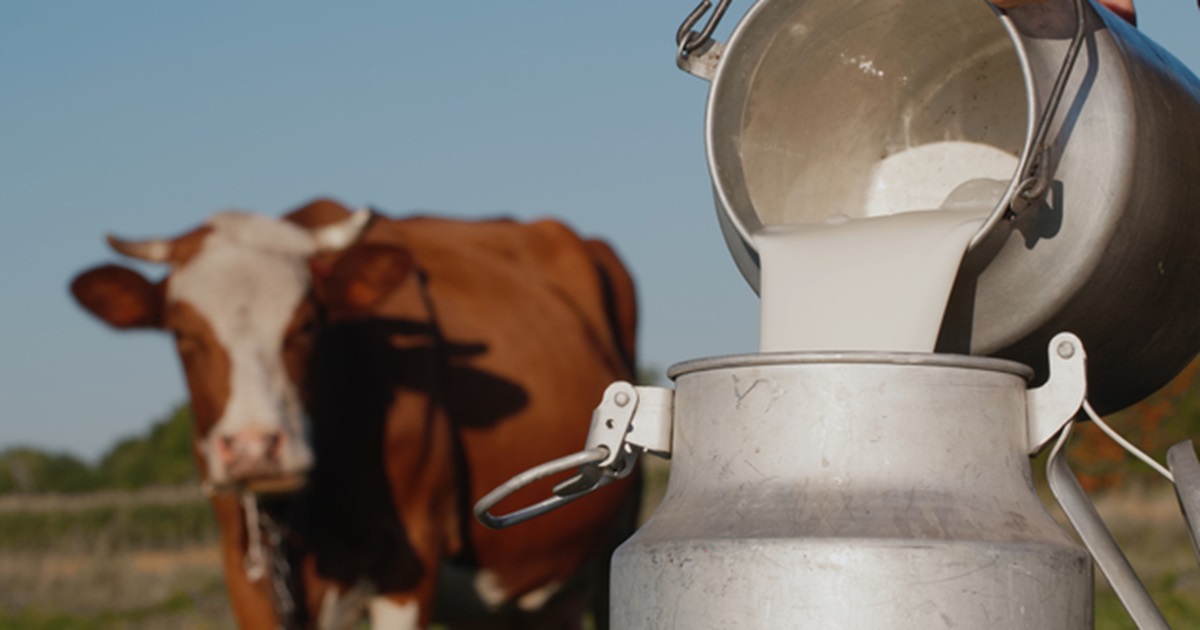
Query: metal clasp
675,0,731,80
474,381,673,529
676,0,731,56
1026,332,1088,454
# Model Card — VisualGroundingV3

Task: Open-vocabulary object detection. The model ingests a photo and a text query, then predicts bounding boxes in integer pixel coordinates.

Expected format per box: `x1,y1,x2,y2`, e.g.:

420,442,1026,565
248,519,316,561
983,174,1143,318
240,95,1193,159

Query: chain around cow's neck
242,492,268,581
241,492,299,628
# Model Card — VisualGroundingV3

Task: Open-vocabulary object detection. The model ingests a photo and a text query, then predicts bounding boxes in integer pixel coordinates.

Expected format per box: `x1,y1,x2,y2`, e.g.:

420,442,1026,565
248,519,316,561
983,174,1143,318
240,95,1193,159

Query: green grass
0,589,223,630
0,500,217,551
1097,572,1200,629
2,482,1195,628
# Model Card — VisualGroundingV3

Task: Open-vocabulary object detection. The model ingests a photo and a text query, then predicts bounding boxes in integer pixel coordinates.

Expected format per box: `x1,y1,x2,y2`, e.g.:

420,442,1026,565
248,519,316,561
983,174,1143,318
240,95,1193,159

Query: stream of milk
756,141,1018,353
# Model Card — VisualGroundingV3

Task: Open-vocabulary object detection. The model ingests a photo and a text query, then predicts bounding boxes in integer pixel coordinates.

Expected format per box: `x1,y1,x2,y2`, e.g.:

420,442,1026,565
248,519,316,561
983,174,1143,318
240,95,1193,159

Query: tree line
0,405,197,495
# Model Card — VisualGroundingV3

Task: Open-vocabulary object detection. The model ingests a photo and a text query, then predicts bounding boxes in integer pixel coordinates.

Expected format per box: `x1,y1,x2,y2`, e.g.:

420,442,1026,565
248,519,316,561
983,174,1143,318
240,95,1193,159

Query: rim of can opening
705,0,1040,293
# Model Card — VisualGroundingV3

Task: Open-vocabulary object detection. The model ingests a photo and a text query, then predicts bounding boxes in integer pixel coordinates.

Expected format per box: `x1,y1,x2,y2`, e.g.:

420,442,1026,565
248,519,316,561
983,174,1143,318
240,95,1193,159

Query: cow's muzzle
212,426,309,494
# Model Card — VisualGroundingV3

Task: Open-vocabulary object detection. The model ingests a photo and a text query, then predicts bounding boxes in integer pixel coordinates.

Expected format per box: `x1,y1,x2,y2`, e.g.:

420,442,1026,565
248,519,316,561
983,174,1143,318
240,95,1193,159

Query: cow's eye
284,318,319,350
173,330,200,352
292,320,315,340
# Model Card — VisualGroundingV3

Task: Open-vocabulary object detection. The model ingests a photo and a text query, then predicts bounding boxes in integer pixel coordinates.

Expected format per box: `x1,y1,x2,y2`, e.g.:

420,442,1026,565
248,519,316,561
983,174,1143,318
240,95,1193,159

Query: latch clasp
474,381,673,529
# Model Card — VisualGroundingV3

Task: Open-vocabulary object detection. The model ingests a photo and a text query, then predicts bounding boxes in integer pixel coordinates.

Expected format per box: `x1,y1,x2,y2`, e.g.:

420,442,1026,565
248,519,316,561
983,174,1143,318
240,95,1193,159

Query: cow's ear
310,244,414,319
70,264,163,329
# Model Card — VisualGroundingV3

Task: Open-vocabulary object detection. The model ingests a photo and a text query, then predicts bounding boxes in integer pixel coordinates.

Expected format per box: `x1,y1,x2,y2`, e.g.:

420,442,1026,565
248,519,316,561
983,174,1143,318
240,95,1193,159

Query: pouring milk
756,141,1018,353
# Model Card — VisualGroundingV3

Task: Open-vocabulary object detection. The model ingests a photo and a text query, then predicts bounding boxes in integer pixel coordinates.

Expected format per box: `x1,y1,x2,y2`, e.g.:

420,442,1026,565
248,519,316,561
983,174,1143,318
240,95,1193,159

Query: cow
69,199,641,629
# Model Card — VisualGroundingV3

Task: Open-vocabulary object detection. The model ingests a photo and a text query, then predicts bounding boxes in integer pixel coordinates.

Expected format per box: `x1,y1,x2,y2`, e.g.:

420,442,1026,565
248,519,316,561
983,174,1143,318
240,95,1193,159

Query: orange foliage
1066,359,1200,491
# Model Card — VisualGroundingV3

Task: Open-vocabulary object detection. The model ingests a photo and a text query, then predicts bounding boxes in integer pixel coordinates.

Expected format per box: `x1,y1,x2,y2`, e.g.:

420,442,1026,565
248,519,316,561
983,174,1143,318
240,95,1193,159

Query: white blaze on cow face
169,212,322,488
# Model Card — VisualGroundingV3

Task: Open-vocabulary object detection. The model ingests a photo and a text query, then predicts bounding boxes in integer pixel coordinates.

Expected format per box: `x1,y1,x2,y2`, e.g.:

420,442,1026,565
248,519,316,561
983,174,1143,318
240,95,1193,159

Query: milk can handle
674,0,730,80
475,383,674,530
975,0,1090,247
1030,333,1170,628
1014,0,1087,202
474,448,612,529
675,0,731,58
1046,419,1170,630
1167,440,1200,565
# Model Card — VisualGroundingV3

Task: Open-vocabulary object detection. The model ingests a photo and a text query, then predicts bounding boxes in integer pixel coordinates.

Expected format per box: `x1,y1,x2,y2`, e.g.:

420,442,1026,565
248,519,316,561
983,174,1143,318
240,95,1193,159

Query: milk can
611,351,1092,628
689,0,1200,413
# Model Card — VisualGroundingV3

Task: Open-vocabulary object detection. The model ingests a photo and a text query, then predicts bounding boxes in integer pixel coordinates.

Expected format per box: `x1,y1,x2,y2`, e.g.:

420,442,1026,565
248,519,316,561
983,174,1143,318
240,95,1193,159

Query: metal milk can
687,0,1200,413
611,351,1091,628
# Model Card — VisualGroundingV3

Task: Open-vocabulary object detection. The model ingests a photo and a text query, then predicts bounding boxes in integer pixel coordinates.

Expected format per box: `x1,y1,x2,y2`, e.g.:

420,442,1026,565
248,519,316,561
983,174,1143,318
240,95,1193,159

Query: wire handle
1047,421,1170,629
474,447,612,529
475,381,674,530
973,0,1091,250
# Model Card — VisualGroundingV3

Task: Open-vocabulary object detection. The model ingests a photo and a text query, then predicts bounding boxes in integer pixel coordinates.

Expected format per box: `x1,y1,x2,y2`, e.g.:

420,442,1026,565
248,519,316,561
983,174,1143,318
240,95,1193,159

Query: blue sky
3,2,1198,460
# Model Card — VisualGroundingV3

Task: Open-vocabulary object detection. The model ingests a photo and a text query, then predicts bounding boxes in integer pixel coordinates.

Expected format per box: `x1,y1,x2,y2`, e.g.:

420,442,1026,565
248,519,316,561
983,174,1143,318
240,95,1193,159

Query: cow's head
71,200,414,493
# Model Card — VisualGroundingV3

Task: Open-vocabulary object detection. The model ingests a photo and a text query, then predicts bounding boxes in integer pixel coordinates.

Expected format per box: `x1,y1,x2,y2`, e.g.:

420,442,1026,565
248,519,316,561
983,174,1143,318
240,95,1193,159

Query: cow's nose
214,427,285,477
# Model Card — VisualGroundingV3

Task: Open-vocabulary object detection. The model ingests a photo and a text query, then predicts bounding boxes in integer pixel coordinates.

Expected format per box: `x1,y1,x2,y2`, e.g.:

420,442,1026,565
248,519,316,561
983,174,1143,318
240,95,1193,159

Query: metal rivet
1057,341,1076,359
614,391,631,407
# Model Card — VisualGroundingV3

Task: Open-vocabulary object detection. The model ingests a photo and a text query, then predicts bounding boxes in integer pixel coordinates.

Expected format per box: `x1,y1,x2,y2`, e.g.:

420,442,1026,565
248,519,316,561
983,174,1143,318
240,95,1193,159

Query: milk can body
611,354,1092,628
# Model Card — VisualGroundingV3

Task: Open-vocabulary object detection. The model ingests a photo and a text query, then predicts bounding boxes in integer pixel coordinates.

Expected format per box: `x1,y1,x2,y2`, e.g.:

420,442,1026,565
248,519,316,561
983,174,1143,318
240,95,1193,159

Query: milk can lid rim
667,352,1035,380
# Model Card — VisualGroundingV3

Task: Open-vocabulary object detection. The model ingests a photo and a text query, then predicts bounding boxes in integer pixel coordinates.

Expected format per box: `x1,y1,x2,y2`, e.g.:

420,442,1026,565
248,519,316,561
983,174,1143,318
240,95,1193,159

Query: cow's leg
369,595,426,629
377,393,461,628
313,578,373,630
518,591,588,630
210,494,280,629
367,537,443,628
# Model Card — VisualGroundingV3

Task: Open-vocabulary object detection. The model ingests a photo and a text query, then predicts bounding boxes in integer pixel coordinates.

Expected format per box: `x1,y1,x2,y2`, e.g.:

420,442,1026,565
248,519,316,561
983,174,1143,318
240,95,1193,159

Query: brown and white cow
70,199,641,629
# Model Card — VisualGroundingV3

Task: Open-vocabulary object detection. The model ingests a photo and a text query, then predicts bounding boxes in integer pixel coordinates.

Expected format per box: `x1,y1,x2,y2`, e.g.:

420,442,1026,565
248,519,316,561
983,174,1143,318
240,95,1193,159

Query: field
1083,484,1200,629
0,487,231,629
1,463,1197,628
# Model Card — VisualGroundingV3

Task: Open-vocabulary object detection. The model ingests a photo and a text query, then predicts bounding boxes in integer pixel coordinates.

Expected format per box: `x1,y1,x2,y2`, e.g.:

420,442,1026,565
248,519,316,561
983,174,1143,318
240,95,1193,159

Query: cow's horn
106,234,173,263
311,207,372,251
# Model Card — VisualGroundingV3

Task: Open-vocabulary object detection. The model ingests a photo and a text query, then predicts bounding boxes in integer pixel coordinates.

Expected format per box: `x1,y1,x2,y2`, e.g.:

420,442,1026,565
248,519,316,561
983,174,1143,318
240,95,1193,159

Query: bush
0,449,100,494
96,405,197,490
1,404,198,496
1070,360,1200,491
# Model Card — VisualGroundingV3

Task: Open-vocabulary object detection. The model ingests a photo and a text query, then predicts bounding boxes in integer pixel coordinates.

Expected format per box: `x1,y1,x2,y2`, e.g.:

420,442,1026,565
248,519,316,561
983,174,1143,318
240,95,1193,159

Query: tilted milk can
695,0,1200,413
